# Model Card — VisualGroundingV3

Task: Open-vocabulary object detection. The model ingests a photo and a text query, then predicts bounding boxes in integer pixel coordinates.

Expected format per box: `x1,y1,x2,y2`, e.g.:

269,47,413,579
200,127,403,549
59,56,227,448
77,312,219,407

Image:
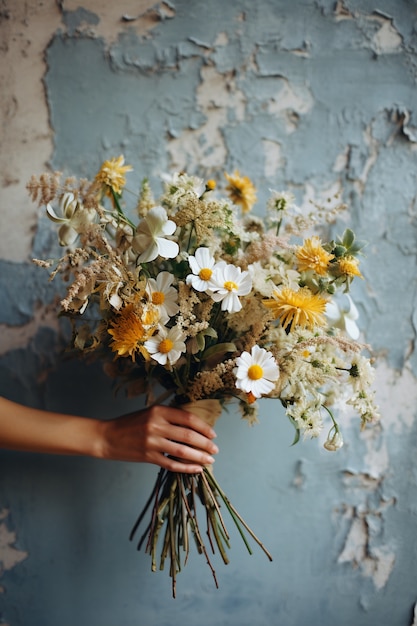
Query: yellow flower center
199,267,213,281
248,364,264,380
159,338,174,354
224,280,238,292
152,291,165,305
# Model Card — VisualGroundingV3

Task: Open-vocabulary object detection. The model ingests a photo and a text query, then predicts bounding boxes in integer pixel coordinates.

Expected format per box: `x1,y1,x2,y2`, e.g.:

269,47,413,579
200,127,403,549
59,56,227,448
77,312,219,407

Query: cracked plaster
1,1,417,624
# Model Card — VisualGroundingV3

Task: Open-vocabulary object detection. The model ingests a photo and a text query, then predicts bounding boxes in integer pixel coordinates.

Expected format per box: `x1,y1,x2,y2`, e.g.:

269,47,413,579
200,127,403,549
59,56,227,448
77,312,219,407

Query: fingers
158,406,218,440
160,423,219,456
162,437,216,466
157,454,205,474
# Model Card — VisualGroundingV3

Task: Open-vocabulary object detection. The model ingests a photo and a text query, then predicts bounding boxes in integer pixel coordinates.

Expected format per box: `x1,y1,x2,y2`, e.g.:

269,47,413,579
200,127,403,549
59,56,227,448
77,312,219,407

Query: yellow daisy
338,256,362,278
108,304,152,361
95,155,133,196
295,236,334,276
224,170,257,213
263,287,328,332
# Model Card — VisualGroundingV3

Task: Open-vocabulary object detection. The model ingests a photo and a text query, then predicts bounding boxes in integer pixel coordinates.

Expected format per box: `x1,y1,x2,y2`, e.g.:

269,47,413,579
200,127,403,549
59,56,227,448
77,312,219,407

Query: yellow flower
108,304,153,361
295,236,334,275
338,256,362,278
263,287,328,332
95,155,133,196
224,170,257,213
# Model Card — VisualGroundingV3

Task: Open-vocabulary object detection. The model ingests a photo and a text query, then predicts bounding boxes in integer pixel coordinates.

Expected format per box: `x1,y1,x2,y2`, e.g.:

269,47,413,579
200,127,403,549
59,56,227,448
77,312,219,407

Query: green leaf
341,228,355,249
201,342,237,360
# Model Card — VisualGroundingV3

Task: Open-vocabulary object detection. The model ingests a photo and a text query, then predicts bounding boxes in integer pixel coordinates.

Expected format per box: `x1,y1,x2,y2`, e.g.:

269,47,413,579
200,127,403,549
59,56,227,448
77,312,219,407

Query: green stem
111,188,135,231
204,469,273,562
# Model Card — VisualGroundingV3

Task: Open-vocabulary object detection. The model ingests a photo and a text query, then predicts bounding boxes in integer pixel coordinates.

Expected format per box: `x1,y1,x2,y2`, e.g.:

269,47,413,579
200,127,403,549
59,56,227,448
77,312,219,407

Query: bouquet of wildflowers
28,156,378,596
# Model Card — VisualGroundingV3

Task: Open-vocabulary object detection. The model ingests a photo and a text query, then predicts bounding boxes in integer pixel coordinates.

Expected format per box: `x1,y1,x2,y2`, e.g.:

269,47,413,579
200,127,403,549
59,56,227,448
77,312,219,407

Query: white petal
345,316,360,340
138,242,159,263
156,237,179,259
46,204,67,223
346,294,359,321
195,247,214,268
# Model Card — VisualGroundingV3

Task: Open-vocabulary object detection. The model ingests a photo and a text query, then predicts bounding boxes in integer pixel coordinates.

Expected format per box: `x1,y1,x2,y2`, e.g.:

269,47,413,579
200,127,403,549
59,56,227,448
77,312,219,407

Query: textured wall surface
1,1,417,624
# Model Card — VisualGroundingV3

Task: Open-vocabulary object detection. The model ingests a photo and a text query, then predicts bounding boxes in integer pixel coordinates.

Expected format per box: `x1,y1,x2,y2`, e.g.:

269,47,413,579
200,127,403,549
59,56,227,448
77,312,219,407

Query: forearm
0,397,100,458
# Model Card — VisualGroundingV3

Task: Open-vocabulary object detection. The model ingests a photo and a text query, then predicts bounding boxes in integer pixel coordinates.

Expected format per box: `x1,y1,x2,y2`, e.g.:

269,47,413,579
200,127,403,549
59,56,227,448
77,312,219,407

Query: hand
96,405,219,473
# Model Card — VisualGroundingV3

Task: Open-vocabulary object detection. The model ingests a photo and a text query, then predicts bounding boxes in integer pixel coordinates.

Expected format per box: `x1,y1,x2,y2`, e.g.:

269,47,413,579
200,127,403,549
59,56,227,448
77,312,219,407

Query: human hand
96,405,219,473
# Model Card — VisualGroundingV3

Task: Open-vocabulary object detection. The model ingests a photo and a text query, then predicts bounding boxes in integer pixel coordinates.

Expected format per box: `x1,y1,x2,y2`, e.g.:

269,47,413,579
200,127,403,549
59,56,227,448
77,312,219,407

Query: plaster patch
167,65,246,171
371,16,403,55
300,181,345,223
0,509,28,575
333,146,350,173
334,0,354,21
213,32,229,47
337,504,395,590
266,81,314,134
0,1,61,262
0,303,61,357
373,360,417,434
262,140,283,178
349,121,379,192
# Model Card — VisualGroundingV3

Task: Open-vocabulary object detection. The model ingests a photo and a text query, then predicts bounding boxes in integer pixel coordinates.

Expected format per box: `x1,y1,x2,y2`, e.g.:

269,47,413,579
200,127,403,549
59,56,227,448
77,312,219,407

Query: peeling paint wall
1,1,417,624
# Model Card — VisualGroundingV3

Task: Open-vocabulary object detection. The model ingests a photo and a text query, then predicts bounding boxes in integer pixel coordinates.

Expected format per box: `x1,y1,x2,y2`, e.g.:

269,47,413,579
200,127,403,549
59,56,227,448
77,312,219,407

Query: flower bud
323,430,344,451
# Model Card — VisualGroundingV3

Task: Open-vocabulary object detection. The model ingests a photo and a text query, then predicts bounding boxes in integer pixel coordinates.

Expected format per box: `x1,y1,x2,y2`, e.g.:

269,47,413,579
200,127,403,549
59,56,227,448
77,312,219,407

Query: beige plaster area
0,0,160,263
0,1,61,262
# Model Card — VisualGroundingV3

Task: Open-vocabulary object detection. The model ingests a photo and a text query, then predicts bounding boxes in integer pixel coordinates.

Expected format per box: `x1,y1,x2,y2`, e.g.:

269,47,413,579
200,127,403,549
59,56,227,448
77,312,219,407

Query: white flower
162,172,205,196
234,345,280,398
208,262,252,313
46,192,96,246
186,247,217,292
132,206,179,263
144,325,186,366
325,294,360,339
145,271,179,325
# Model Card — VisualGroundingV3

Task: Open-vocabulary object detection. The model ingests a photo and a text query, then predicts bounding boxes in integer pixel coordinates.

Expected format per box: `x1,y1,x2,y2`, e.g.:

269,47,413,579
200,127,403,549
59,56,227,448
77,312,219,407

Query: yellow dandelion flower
95,155,133,196
108,304,151,361
295,236,334,276
263,287,328,332
338,256,362,278
224,170,257,213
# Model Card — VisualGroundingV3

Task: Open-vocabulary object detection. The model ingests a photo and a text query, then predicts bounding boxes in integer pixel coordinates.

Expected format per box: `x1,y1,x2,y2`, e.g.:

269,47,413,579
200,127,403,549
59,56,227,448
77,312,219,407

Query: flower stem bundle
130,467,272,598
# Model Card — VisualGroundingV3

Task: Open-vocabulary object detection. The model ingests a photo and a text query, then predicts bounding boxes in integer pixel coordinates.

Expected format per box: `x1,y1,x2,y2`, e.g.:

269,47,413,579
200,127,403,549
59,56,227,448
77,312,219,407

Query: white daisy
208,262,252,313
145,271,179,325
234,345,280,398
144,325,186,366
186,247,217,292
132,206,179,263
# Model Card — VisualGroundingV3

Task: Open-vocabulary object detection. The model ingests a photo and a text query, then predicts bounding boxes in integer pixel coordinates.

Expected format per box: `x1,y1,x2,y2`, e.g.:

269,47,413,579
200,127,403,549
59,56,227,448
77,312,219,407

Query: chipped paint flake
0,509,28,575
262,139,283,178
266,81,314,134
337,494,396,590
168,65,246,171
372,17,403,55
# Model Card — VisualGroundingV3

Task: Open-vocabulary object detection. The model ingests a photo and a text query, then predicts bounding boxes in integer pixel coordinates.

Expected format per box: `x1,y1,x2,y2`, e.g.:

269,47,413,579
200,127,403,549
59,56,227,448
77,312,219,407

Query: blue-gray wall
1,1,417,624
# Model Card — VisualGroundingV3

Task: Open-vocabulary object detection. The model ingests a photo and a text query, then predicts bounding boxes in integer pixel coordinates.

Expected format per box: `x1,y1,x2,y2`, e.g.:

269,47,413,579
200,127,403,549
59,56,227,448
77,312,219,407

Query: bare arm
0,397,218,473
